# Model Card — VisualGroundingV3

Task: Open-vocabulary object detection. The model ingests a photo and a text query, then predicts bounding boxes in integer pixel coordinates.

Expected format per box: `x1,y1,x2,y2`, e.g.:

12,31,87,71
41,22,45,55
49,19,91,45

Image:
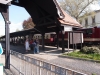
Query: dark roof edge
53,0,65,19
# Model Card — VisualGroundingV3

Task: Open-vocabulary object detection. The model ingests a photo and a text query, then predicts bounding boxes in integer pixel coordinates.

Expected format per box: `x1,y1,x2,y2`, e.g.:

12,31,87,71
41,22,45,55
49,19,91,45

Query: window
85,18,88,26
92,16,95,25
85,29,93,34
46,35,48,39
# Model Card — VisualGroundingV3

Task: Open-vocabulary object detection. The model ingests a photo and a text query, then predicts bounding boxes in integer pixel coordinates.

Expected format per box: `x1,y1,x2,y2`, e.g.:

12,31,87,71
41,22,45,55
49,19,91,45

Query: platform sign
0,0,12,4
64,26,72,31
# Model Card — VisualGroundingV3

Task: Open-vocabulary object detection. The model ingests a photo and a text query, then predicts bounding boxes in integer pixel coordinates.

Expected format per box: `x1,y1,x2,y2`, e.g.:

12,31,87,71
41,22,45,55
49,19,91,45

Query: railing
10,50,87,75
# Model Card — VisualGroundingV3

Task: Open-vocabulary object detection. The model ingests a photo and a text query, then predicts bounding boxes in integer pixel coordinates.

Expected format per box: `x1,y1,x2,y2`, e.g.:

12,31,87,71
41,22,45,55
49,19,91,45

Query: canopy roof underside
11,0,82,27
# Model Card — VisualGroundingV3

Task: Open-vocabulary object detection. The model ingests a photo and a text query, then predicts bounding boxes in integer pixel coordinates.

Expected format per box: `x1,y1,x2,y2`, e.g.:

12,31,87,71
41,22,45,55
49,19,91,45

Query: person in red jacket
29,39,33,50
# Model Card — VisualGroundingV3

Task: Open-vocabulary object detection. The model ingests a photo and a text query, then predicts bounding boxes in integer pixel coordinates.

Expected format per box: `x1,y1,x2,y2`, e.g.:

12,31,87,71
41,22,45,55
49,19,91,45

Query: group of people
25,38,39,54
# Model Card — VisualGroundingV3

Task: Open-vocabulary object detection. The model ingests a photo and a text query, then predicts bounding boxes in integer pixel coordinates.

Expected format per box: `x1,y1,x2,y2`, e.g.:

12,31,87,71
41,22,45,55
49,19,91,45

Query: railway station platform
1,42,100,75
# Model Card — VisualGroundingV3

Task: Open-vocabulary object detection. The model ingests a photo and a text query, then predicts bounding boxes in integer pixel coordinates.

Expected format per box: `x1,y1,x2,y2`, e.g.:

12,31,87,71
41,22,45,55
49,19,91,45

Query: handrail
10,64,24,75
10,50,87,75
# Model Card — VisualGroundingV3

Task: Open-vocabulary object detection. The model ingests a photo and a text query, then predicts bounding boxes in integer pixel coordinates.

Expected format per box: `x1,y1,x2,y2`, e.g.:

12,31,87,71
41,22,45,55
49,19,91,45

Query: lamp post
0,0,12,69
5,20,10,69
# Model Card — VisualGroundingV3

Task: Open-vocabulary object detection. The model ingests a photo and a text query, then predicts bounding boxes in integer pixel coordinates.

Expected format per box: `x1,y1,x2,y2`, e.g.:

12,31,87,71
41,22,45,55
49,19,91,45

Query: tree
59,0,99,20
22,17,35,30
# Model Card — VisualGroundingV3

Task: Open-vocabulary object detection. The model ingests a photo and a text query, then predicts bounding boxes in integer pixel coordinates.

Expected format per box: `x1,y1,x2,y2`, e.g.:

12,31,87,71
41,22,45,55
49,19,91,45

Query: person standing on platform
36,39,39,53
29,39,33,50
33,40,37,54
25,39,29,52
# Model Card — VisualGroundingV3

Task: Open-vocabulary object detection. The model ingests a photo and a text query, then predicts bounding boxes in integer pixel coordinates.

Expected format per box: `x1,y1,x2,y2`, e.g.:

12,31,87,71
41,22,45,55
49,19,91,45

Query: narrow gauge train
33,26,100,46
58,26,100,46
78,26,100,45
33,32,57,46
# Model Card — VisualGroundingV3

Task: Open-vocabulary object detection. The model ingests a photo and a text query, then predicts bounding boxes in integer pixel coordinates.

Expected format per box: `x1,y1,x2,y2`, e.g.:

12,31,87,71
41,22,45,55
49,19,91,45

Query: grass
63,51,100,61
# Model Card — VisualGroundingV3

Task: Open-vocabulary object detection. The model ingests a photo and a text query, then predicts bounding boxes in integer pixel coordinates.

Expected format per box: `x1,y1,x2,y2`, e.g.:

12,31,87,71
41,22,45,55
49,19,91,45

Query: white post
0,43,3,75
68,32,69,53
0,63,3,75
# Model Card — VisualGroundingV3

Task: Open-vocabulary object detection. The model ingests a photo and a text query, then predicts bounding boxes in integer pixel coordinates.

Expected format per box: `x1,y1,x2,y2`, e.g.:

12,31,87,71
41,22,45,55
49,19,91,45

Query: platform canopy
11,0,82,28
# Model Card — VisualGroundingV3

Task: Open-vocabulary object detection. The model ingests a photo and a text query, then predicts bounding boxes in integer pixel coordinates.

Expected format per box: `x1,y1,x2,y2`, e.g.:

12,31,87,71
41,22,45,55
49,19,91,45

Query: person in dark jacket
33,40,37,54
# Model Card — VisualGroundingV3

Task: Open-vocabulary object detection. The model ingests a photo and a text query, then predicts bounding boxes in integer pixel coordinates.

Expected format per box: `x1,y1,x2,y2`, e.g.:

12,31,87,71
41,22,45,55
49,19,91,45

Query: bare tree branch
59,0,98,20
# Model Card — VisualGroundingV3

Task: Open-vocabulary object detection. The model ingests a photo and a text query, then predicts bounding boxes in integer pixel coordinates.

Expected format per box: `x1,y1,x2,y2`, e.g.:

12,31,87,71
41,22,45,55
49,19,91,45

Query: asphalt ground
1,43,100,75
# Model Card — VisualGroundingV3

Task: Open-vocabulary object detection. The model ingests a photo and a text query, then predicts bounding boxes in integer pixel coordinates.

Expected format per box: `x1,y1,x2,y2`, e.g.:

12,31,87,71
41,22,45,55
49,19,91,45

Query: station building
79,10,100,28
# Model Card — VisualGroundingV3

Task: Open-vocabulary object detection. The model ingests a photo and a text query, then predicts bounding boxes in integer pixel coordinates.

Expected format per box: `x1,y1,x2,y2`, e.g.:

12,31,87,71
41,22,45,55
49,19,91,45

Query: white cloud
90,3,100,10
10,22,23,33
0,20,23,36
0,21,5,36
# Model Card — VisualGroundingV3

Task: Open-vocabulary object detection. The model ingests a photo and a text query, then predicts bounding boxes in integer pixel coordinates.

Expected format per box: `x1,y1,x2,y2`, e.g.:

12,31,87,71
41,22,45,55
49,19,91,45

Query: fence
10,50,87,75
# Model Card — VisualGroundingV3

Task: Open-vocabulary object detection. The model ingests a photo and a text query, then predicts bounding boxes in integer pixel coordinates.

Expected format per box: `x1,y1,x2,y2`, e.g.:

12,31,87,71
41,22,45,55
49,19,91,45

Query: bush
96,45,100,49
81,46,100,54
81,46,88,53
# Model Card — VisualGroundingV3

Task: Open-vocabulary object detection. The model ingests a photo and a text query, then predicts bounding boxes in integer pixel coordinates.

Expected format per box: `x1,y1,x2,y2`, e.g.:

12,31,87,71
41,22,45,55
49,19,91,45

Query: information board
70,32,83,44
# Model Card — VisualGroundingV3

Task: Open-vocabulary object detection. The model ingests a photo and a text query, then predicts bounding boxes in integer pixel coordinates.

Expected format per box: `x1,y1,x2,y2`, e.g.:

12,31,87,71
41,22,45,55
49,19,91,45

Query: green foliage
65,51,100,61
90,46,100,54
81,46,89,53
92,73,96,75
81,46,100,54
96,45,100,49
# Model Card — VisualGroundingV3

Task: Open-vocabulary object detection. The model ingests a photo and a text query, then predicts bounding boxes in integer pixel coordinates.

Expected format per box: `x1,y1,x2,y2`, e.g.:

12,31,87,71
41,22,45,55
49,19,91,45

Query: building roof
58,9,82,28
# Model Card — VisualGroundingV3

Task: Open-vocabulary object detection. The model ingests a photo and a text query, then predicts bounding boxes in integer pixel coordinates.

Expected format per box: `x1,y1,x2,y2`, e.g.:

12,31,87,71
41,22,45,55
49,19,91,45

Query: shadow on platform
1,43,73,55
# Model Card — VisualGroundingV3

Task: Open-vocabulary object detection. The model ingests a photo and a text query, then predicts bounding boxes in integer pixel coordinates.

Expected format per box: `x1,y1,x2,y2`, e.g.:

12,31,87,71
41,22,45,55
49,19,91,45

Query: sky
0,5,30,36
0,2,100,36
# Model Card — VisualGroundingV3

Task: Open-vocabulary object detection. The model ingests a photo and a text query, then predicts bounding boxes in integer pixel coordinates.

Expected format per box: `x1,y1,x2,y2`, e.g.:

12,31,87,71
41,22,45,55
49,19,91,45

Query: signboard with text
70,32,83,44
64,26,72,31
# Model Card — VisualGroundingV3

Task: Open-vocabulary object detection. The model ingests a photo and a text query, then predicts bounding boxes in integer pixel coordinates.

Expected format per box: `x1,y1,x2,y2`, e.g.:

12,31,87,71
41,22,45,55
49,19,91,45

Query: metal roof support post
24,36,26,41
67,32,69,53
62,31,65,53
56,31,59,49
80,33,82,49
5,19,10,69
41,32,45,51
72,32,74,51
0,5,10,69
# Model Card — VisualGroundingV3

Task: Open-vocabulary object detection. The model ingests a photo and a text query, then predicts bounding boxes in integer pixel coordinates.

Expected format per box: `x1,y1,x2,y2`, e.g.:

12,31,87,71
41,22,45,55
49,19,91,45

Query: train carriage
80,27,100,45
31,26,100,47
33,32,56,46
